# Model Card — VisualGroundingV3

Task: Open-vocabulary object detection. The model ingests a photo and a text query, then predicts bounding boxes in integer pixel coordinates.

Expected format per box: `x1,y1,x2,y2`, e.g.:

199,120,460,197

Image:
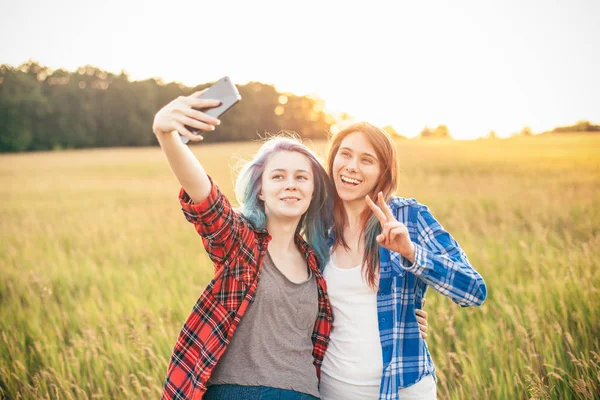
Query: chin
335,187,363,202
277,206,308,219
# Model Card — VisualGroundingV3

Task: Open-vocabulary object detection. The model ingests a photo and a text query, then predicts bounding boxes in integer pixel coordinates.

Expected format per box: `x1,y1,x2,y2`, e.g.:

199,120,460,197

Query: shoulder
179,175,223,211
387,196,429,212
387,196,436,224
388,196,418,208
294,233,321,271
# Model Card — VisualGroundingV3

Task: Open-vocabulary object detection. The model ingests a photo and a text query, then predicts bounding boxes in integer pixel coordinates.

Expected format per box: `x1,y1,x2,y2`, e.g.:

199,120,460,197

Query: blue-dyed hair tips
234,134,334,268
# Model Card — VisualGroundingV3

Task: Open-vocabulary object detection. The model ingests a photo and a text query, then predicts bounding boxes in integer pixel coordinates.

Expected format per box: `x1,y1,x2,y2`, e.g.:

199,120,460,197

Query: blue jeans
204,384,320,400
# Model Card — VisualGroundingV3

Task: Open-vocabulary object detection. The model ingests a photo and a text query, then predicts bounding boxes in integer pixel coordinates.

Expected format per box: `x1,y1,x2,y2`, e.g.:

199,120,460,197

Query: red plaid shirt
162,179,333,400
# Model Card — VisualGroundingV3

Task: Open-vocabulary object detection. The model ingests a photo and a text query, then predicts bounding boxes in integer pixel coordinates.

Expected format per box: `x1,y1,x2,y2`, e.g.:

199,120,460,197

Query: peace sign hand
365,192,416,262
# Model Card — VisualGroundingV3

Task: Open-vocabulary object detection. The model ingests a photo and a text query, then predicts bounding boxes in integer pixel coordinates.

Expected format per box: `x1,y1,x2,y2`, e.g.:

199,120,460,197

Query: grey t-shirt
208,252,320,397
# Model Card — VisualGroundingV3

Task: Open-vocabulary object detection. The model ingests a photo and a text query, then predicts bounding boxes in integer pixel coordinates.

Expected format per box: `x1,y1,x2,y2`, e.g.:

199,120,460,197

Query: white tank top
321,258,383,391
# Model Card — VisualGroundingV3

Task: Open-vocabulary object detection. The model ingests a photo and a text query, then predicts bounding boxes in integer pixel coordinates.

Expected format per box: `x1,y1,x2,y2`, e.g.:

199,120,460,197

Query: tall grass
1,135,599,399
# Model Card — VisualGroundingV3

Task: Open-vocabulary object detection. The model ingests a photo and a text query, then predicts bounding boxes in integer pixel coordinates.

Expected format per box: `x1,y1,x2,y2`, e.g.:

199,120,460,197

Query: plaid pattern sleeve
162,179,261,400
179,179,255,277
162,180,332,400
376,198,486,397
400,204,487,307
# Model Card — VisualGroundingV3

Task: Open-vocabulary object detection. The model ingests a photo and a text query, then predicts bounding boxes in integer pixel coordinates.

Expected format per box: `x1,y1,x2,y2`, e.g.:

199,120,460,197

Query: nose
346,156,358,171
284,177,297,191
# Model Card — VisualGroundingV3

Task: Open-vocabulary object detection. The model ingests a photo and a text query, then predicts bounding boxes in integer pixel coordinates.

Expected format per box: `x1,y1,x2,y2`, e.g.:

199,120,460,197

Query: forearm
156,130,211,203
407,244,486,306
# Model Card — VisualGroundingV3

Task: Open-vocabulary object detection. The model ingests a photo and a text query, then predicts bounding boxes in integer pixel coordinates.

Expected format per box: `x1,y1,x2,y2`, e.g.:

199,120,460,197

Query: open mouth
340,175,362,187
280,197,300,204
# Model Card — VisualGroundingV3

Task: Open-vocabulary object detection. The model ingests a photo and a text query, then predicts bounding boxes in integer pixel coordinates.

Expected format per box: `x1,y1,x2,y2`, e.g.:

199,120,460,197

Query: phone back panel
197,76,241,117
182,76,242,142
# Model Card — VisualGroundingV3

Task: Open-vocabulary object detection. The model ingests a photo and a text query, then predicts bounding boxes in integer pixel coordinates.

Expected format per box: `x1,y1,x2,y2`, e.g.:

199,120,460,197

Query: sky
1,0,599,139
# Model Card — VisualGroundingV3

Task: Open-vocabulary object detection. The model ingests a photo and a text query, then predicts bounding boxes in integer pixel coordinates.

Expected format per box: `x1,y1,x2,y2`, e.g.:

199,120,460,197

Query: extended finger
377,192,396,221
190,89,209,97
377,224,392,245
189,97,221,110
388,225,405,242
366,195,388,225
180,116,216,132
184,108,221,126
174,122,203,141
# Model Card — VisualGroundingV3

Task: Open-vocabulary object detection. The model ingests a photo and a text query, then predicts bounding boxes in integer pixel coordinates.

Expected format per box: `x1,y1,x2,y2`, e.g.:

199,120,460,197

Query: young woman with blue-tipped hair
153,90,335,400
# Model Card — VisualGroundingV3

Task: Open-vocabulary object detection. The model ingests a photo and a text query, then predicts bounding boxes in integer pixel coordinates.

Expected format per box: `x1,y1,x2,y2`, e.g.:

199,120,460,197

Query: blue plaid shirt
328,197,487,399
376,197,487,398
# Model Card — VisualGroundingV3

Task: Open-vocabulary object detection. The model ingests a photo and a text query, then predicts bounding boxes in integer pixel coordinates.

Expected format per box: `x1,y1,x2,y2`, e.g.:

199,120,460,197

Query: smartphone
180,76,242,144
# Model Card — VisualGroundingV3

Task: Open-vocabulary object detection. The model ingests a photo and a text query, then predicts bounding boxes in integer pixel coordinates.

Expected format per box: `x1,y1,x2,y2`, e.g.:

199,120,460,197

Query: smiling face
259,150,315,222
332,131,382,206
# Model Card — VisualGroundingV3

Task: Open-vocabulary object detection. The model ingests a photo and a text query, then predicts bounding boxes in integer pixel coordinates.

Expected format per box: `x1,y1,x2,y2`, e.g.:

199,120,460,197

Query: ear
258,190,265,201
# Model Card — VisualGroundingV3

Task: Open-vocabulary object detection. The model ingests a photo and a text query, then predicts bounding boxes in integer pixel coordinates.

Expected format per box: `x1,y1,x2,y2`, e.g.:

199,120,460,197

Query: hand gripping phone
180,76,242,144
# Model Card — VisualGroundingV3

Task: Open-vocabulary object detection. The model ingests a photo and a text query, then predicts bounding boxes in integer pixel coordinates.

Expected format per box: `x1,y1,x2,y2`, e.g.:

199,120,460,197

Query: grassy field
1,135,599,399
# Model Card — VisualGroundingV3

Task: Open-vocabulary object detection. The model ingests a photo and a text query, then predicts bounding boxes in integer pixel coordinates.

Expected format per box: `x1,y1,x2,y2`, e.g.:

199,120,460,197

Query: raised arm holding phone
152,89,221,202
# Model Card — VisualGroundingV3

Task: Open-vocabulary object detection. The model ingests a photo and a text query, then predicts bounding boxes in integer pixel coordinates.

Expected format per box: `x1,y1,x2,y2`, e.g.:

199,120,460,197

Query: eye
362,158,374,164
272,174,283,180
297,175,309,181
339,150,351,158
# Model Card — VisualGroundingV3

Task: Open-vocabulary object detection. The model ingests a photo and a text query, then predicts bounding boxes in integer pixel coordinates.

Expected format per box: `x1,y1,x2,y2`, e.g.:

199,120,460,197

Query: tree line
549,121,600,133
0,62,337,152
2,61,598,152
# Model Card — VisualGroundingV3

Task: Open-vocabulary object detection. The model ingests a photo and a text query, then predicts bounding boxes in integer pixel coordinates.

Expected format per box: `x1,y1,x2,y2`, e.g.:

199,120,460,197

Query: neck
266,217,300,255
342,198,367,230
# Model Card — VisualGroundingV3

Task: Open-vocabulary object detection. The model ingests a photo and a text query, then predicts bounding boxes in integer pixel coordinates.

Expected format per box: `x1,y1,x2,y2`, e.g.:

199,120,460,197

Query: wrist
154,129,178,141
402,242,416,263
